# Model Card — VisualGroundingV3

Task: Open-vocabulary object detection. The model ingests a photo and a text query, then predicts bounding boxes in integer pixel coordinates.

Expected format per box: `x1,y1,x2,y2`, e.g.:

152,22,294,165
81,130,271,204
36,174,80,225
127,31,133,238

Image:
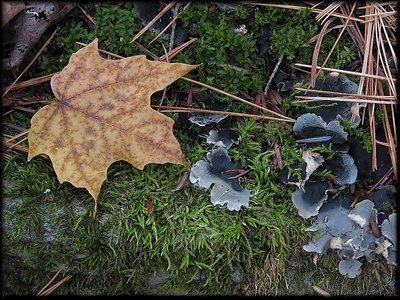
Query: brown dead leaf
311,285,332,297
28,39,196,200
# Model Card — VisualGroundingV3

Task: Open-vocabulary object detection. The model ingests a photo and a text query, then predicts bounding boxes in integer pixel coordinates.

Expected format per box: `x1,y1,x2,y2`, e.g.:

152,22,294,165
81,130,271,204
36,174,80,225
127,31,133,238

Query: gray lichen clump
303,197,397,278
286,106,395,278
190,129,250,211
293,113,348,145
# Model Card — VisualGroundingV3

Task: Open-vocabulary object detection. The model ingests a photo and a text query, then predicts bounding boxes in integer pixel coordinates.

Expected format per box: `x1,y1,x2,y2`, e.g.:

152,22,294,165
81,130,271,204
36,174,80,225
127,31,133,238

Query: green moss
341,120,372,152
3,145,305,294
177,3,265,112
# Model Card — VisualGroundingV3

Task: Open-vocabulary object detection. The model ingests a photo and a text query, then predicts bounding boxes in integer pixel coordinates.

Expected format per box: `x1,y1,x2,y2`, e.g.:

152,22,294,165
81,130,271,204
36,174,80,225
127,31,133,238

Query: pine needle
2,73,56,92
130,1,177,43
153,105,295,123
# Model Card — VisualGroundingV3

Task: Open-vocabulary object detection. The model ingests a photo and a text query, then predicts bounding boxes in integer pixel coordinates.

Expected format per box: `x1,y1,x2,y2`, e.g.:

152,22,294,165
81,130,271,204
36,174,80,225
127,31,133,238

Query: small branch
77,3,95,25
313,2,359,85
182,77,295,121
77,41,295,123
365,168,393,194
264,55,284,96
169,2,182,51
149,2,190,45
158,38,197,61
242,2,363,21
295,88,396,100
37,271,60,296
5,128,30,143
8,136,28,149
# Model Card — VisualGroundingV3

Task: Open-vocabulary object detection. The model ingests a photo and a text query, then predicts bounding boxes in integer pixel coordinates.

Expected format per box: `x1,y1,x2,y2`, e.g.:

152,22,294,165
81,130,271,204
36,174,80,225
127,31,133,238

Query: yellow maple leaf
28,39,196,200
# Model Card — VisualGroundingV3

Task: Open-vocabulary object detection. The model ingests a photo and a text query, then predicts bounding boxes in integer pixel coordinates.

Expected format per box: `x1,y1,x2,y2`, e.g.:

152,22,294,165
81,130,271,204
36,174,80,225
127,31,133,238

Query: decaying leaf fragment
303,150,324,182
28,39,196,199
347,200,377,229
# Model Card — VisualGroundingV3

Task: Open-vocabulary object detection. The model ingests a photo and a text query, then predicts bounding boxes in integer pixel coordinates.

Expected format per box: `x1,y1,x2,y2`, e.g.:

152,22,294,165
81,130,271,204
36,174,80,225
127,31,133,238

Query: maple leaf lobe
28,39,196,199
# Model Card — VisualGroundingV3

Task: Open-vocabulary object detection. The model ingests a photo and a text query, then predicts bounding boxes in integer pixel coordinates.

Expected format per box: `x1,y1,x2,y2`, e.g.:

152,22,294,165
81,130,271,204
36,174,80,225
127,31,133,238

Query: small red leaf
186,88,193,106
259,91,267,109
369,213,381,238
267,89,285,115
147,197,153,215
224,169,247,175
238,90,255,102
252,93,262,114
272,141,283,169
267,89,282,106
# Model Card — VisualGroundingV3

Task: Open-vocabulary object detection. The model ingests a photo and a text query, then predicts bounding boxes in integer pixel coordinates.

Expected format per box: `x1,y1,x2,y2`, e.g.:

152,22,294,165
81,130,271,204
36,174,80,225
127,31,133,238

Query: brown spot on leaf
86,126,95,135
104,103,115,110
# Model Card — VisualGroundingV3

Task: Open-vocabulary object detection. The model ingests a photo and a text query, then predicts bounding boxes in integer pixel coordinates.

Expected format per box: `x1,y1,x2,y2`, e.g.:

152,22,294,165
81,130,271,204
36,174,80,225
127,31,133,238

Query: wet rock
170,288,188,296
212,2,239,12
73,204,86,217
2,197,22,211
192,271,207,282
381,271,396,292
